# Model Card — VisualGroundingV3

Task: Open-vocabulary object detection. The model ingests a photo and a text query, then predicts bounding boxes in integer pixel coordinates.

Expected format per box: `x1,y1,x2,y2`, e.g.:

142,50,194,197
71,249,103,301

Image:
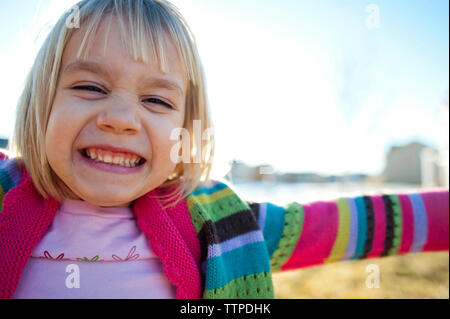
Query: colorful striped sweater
0,152,449,298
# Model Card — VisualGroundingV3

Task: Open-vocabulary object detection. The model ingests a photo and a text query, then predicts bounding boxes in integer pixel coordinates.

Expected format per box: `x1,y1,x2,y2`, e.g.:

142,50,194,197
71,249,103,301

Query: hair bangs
72,0,196,84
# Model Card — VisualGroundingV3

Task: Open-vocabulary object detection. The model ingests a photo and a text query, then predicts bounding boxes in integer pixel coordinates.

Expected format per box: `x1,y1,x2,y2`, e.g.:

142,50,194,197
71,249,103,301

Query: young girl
0,0,448,299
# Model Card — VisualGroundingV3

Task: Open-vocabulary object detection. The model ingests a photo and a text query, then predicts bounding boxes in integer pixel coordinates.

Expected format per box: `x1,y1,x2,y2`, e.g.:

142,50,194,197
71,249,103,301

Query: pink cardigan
0,165,203,299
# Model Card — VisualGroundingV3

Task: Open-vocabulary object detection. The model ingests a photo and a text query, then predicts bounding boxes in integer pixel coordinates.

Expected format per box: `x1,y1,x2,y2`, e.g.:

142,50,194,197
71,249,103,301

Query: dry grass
272,251,449,299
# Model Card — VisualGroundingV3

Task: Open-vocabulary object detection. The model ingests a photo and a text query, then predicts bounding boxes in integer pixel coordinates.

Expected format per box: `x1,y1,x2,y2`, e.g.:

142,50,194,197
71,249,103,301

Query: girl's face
45,16,187,207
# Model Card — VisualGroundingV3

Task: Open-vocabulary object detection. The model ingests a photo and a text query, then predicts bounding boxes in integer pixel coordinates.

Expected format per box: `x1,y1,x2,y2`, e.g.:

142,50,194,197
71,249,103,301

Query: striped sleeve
253,189,449,272
0,154,22,211
187,181,274,298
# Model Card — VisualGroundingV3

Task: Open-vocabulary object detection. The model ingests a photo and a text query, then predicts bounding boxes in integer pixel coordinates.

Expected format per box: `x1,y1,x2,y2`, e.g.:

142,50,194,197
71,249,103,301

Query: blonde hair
9,0,214,207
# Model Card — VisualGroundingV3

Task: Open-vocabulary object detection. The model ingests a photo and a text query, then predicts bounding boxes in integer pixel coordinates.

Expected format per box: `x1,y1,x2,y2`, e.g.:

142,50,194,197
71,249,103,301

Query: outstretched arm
247,189,449,272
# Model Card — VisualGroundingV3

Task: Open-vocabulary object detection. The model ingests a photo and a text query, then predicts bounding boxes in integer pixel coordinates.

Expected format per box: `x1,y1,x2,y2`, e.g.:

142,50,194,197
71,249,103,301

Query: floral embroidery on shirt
112,246,140,261
43,250,65,260
76,255,102,262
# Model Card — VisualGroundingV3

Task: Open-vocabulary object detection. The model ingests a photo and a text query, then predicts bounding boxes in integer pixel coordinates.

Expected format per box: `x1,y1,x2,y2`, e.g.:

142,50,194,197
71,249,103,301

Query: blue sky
0,0,448,177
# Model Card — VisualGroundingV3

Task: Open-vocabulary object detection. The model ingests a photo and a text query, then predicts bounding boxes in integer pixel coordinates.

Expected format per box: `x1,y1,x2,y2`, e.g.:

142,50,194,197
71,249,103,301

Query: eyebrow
62,60,184,97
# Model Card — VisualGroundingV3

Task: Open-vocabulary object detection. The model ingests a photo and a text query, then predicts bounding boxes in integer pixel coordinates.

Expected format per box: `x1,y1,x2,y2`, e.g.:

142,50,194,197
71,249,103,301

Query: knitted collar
0,166,203,299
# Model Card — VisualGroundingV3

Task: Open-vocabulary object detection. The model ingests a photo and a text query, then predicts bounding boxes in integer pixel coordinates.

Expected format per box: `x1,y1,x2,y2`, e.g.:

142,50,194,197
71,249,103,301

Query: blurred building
383,141,440,186
227,159,369,184
420,147,441,187
226,160,261,182
278,172,326,183
419,98,449,188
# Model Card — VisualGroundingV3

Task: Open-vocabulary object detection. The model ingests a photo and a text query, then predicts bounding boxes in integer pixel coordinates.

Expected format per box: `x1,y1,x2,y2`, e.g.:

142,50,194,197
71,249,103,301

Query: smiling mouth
80,148,146,168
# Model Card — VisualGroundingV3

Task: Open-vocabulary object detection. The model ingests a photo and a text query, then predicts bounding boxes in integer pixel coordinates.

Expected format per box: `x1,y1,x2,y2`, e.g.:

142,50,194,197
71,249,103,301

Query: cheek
47,116,68,147
46,110,69,159
151,131,178,166
147,119,183,169
45,117,70,185
45,99,84,166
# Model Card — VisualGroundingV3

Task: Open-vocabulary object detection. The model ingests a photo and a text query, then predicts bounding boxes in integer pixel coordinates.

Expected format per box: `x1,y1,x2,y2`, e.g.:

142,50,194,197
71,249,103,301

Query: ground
273,251,449,298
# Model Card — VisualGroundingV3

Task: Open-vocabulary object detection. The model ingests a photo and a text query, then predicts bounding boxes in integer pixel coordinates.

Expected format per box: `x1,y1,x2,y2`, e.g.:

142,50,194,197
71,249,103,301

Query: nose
96,104,141,134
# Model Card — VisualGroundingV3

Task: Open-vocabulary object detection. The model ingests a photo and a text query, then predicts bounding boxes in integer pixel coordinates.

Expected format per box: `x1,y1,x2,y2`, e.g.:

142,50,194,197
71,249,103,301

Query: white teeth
84,149,141,167
130,156,139,165
103,154,112,164
87,149,96,160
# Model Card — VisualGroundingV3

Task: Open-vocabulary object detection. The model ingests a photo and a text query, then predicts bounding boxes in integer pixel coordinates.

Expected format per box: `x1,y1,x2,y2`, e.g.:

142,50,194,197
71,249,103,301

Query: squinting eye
71,85,106,94
144,97,173,109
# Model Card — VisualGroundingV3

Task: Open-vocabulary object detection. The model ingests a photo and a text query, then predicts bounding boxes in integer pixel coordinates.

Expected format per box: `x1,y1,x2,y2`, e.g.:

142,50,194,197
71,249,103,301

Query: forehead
60,14,187,88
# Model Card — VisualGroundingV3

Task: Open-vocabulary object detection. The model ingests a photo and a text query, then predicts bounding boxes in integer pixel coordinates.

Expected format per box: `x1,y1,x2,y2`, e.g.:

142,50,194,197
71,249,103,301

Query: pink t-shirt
12,198,177,299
